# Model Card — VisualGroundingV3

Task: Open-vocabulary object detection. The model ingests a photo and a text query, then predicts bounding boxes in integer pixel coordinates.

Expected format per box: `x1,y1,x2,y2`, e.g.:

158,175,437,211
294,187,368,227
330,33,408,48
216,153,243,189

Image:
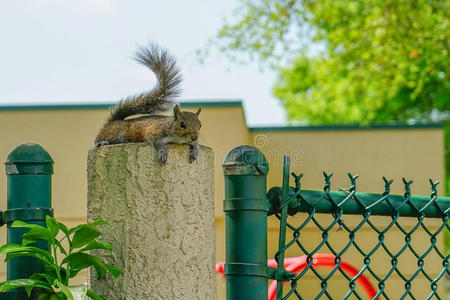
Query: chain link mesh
268,157,450,300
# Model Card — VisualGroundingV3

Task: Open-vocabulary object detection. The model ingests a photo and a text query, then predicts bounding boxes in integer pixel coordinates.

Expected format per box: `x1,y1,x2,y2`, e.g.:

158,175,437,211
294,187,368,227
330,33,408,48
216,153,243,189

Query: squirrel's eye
180,121,186,129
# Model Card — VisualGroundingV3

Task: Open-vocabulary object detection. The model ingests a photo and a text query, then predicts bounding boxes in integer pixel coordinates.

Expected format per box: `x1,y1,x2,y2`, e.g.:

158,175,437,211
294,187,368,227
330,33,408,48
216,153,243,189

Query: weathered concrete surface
87,143,215,300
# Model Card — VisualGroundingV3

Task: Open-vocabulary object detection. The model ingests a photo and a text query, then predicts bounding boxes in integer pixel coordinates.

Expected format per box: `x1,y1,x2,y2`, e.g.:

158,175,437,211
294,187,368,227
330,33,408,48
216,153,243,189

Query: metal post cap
222,145,269,175
5,143,54,175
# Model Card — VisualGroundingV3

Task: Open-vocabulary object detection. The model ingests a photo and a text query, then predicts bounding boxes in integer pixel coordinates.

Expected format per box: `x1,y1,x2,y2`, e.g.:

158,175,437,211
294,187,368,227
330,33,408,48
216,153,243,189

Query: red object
216,254,378,300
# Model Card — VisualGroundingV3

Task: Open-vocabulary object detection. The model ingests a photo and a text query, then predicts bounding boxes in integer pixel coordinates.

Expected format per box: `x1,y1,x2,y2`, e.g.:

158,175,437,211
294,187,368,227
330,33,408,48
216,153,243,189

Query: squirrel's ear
174,105,181,118
196,107,201,116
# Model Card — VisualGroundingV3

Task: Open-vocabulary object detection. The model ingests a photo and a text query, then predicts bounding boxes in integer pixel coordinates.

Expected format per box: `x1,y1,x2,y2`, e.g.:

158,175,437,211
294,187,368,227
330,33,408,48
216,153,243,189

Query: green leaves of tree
210,0,450,124
203,0,307,66
275,1,449,124
0,216,121,299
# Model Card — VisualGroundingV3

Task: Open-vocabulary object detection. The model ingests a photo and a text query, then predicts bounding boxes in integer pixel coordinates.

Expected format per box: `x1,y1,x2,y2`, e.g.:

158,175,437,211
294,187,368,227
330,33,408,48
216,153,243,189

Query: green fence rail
223,145,450,300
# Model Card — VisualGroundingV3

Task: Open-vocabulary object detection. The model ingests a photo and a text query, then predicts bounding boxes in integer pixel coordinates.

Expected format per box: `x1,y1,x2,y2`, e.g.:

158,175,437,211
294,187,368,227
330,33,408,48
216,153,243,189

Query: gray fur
108,43,182,122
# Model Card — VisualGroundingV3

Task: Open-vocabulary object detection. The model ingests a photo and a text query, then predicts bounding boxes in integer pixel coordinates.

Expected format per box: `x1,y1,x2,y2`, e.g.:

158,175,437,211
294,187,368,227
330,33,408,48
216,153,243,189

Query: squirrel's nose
191,134,198,141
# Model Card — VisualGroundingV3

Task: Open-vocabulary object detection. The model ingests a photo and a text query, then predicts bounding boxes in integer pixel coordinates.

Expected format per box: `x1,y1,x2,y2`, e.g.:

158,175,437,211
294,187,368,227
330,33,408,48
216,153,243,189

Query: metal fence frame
222,145,450,300
0,143,54,300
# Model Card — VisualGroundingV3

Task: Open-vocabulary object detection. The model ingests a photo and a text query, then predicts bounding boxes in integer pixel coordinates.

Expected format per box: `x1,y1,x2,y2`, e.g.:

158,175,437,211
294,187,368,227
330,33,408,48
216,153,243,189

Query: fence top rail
268,175,450,218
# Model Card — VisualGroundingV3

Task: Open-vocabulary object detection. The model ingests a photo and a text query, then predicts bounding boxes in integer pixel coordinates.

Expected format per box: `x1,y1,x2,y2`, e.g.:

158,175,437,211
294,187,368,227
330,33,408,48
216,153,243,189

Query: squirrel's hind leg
189,141,199,163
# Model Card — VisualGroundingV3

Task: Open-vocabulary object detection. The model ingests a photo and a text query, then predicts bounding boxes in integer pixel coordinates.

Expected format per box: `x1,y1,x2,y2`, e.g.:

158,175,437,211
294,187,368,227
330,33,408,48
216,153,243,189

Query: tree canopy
210,0,449,124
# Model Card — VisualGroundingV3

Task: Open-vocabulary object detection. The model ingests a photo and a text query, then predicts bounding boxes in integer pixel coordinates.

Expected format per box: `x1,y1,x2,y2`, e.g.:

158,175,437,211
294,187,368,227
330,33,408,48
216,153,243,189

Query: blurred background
1,0,447,167
0,0,286,126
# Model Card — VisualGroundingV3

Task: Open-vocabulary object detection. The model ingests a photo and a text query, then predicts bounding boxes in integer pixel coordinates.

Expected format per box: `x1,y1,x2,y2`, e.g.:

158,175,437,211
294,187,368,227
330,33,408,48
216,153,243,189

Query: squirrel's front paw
189,151,198,163
158,148,168,164
189,142,199,163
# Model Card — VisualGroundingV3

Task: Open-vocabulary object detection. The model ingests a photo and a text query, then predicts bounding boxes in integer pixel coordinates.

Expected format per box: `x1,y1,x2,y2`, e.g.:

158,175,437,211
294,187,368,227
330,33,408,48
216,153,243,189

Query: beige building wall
0,101,445,298
255,128,445,195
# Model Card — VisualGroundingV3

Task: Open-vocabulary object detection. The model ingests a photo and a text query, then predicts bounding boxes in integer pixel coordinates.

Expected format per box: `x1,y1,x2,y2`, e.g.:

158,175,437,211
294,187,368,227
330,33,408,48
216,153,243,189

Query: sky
0,0,286,126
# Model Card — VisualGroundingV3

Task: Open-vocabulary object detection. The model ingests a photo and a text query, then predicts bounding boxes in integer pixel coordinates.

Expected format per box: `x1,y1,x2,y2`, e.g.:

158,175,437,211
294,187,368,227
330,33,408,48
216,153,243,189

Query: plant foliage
208,0,449,124
0,216,121,300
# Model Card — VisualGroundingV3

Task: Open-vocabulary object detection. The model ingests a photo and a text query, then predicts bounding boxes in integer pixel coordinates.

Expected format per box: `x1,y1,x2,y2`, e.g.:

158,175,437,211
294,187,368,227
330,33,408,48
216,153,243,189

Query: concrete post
87,143,216,300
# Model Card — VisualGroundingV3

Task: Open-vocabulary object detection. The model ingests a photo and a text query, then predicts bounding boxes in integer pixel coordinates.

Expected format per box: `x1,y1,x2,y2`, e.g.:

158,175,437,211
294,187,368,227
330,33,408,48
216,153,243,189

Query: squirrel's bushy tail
108,43,182,121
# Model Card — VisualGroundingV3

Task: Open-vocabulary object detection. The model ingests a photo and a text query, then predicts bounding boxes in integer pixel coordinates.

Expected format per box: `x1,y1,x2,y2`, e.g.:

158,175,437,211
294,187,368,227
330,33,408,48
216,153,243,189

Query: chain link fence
222,145,449,300
268,156,450,299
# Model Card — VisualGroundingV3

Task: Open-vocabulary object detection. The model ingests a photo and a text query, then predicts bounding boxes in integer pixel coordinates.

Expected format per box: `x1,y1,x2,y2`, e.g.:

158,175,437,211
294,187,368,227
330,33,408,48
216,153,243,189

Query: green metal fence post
0,143,54,299
222,145,269,300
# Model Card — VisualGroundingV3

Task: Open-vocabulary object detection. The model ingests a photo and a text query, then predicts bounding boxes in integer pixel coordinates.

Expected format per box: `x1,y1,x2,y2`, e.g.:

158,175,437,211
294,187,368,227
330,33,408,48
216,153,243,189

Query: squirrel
94,43,201,164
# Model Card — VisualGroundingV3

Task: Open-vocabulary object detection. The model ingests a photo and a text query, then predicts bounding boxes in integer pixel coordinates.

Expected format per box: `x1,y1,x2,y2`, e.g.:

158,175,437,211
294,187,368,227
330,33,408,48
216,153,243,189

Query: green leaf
0,244,54,265
5,252,54,267
37,294,63,300
62,253,105,278
71,226,101,249
25,285,33,297
88,220,108,227
10,220,29,227
30,272,58,286
57,282,73,300
11,221,53,245
22,229,53,246
67,269,82,279
62,253,107,278
68,285,88,300
0,278,52,294
58,282,87,300
103,263,122,279
42,265,65,284
46,216,60,239
11,221,48,231
68,220,108,235
78,241,112,253
38,293,51,300
0,243,22,254
57,221,69,235
86,290,106,300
